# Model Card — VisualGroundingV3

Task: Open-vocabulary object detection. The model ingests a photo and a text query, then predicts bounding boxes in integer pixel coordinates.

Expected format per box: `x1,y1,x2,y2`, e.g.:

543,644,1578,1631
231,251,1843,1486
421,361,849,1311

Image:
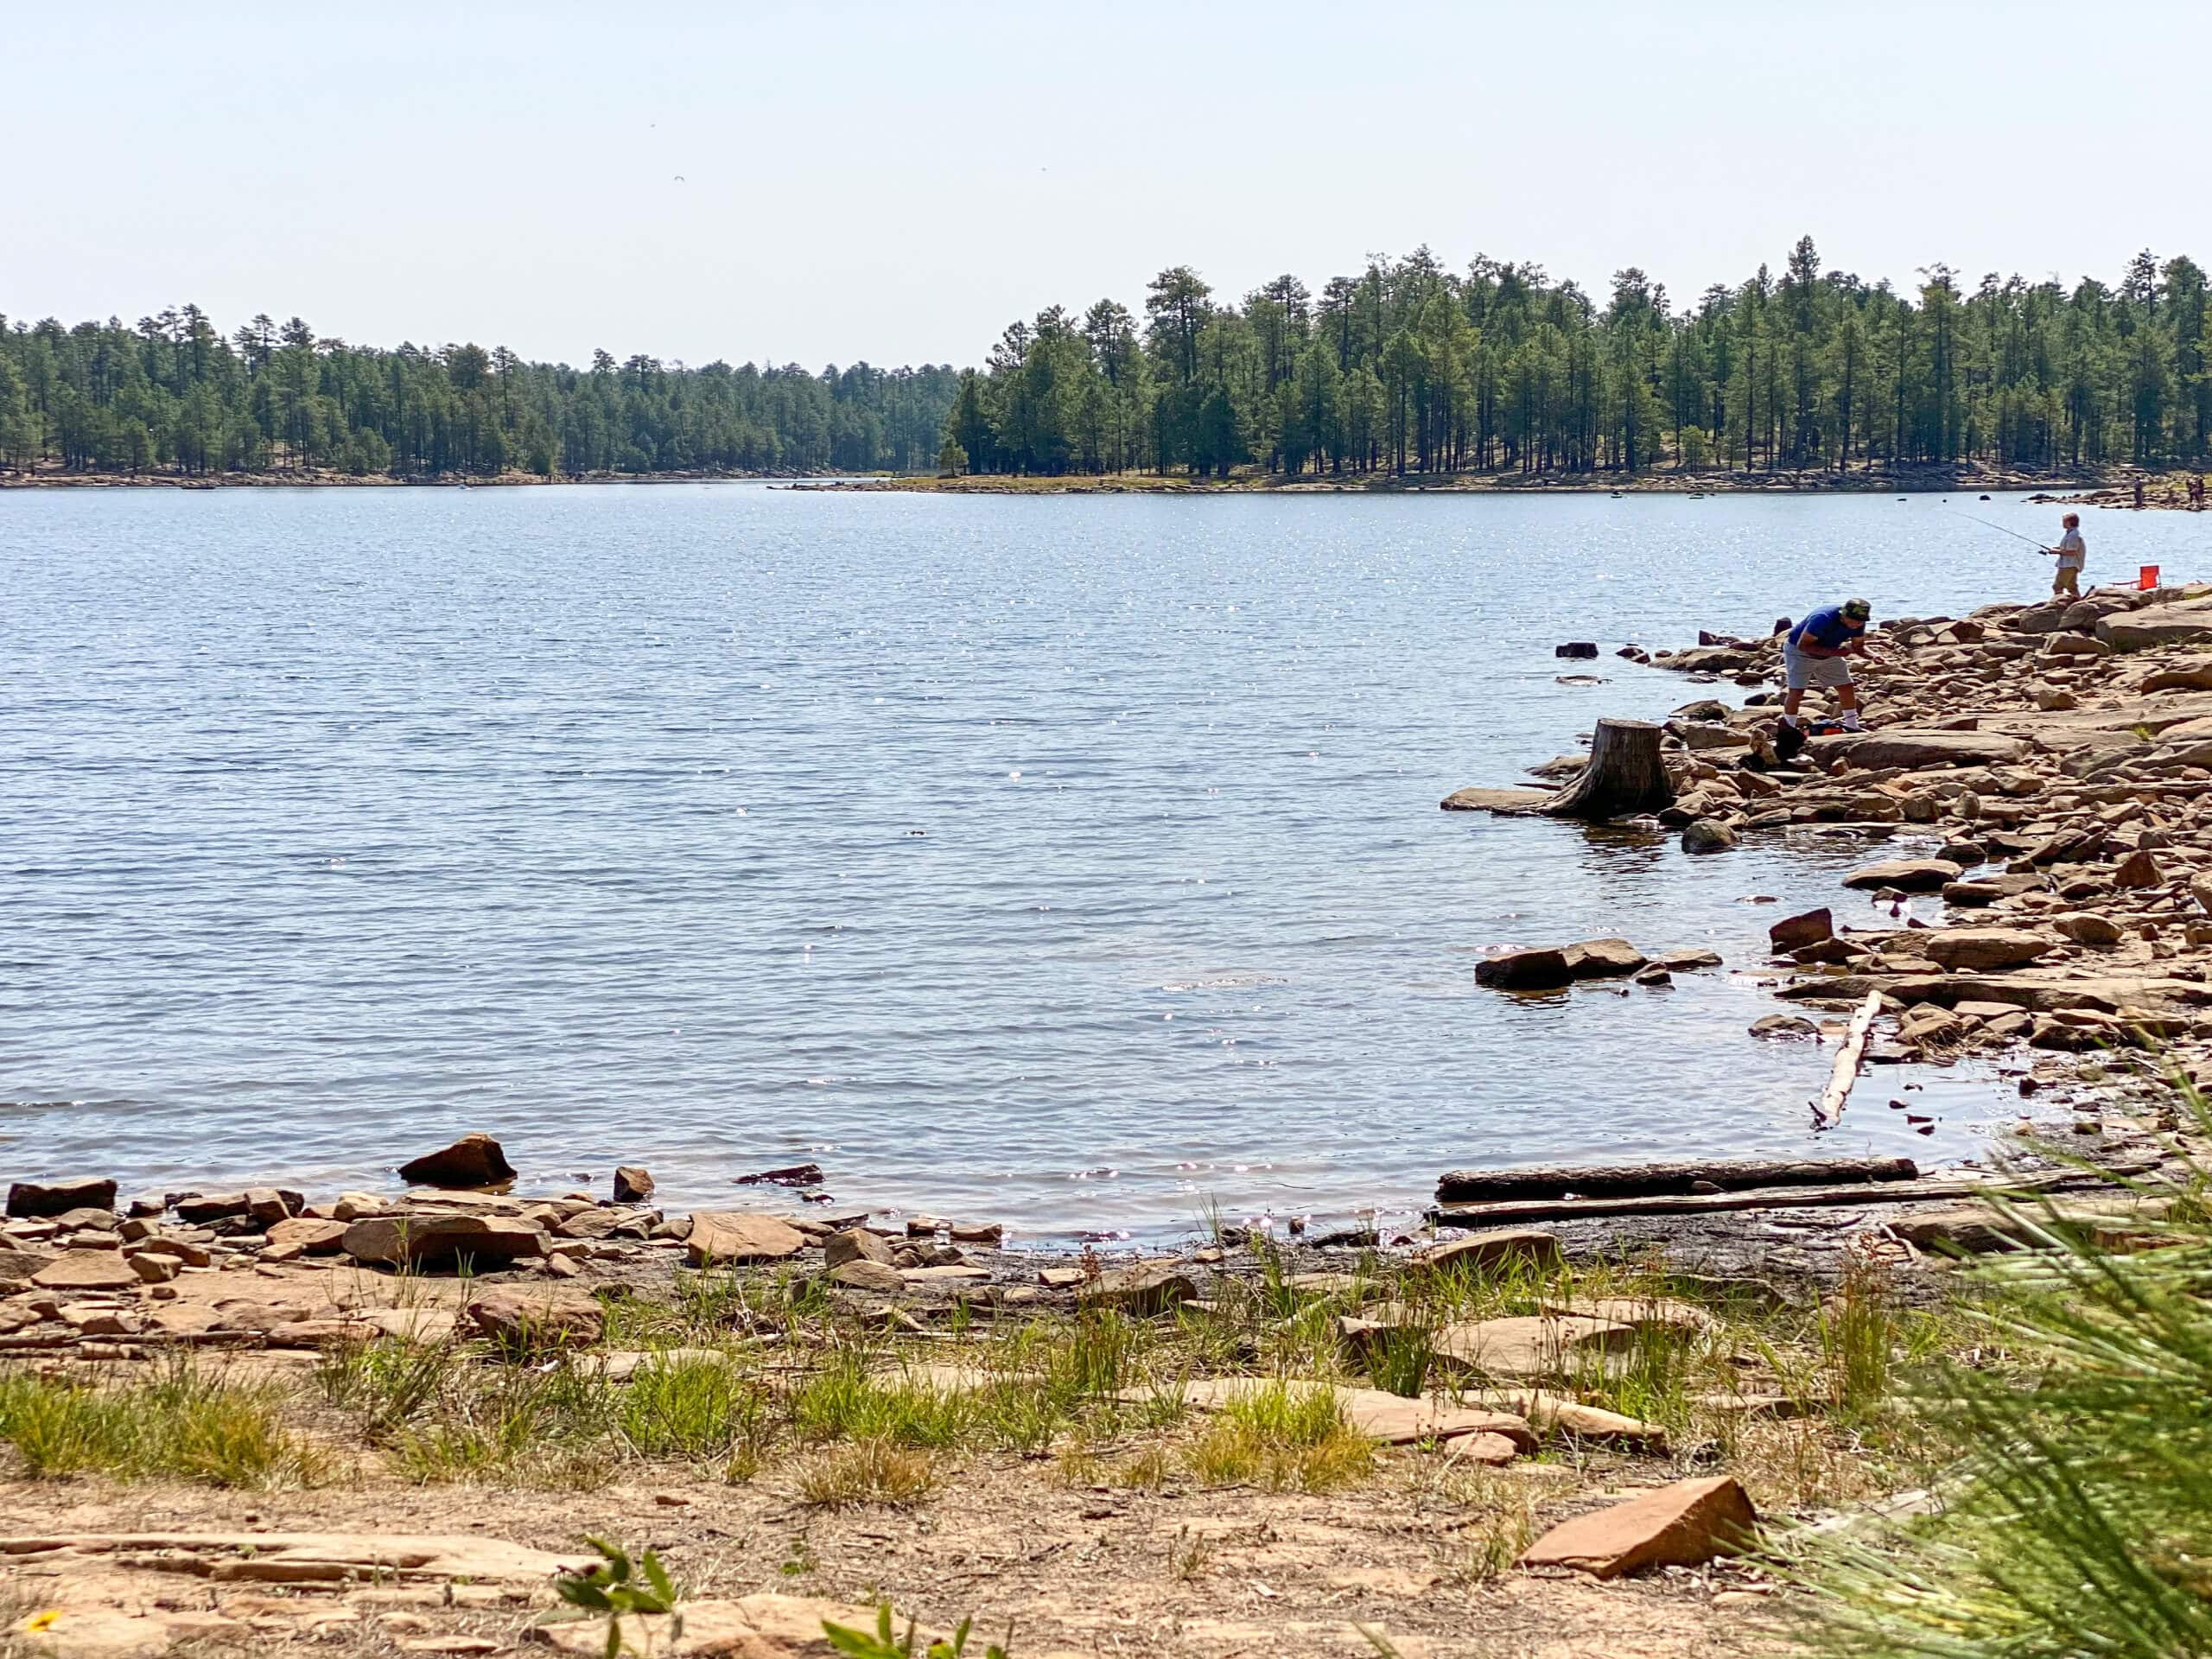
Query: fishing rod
1942,505,2055,554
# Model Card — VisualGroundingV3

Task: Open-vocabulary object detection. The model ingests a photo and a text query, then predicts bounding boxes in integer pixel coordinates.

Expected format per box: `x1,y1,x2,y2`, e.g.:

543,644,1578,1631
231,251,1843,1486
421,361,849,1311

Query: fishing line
1941,505,2052,552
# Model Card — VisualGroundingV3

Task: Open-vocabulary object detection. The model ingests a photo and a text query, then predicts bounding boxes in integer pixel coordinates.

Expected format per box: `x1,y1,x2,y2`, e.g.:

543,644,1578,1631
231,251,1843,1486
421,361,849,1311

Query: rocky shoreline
1446,576,2212,1230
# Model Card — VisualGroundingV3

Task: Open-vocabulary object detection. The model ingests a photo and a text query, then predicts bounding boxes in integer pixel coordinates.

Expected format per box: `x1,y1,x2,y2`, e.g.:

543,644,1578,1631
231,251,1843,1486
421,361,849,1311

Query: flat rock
397,1133,517,1188
1808,729,2027,770
1472,1387,1670,1450
1439,1431,1522,1465
1169,1377,1535,1450
685,1211,805,1267
1519,1474,1759,1578
340,1214,546,1268
1,1530,600,1584
1945,874,2044,906
466,1286,605,1348
7,1179,117,1219
2098,601,2212,652
1840,857,1963,892
264,1217,347,1255
1440,786,1553,815
1923,928,2050,972
31,1252,140,1292
1427,1314,1637,1380
1411,1228,1563,1277
1560,938,1646,977
1077,1262,1196,1316
824,1259,906,1294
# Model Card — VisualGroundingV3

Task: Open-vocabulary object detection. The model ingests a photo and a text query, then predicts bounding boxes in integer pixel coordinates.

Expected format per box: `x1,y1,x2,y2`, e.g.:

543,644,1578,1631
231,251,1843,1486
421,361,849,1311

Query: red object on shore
2140,564,2162,590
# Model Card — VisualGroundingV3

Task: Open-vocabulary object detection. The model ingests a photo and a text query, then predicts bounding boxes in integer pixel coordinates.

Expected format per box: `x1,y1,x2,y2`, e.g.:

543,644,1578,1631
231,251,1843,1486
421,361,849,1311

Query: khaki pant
2052,564,2081,597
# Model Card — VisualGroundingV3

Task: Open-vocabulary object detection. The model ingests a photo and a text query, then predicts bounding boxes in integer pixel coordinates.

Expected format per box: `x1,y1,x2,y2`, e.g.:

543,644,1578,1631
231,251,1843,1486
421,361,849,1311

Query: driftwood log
1543,717,1675,820
1430,1161,2157,1230
1812,990,1883,1130
1433,1155,1919,1205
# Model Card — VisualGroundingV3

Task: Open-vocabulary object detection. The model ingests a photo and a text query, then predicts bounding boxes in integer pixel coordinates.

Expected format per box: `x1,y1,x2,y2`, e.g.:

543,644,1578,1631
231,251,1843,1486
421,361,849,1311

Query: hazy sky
9,1,2202,369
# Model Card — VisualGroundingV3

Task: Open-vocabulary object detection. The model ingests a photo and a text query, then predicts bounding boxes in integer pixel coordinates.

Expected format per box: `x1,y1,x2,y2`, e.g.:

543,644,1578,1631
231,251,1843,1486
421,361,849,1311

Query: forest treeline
944,238,2212,480
3,236,2207,484
0,308,957,479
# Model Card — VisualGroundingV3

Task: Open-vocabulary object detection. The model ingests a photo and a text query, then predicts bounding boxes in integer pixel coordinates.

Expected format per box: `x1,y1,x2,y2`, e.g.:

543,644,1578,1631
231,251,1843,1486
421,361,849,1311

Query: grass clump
795,1438,938,1509
0,1361,325,1487
1182,1381,1375,1492
1801,1094,2212,1657
619,1354,770,1462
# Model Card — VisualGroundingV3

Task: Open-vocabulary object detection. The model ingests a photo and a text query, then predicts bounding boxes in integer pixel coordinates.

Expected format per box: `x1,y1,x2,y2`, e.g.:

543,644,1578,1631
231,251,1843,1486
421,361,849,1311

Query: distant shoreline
803,461,2202,505
5,461,2204,509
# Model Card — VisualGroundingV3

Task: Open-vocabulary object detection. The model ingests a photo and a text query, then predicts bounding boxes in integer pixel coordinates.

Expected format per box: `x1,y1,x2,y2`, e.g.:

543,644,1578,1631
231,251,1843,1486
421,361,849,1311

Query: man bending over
1782,597,1873,732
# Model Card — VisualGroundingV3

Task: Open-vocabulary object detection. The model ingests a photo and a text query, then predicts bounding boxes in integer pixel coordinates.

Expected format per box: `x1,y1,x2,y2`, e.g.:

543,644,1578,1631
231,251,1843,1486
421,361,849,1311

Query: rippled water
5,484,2202,1239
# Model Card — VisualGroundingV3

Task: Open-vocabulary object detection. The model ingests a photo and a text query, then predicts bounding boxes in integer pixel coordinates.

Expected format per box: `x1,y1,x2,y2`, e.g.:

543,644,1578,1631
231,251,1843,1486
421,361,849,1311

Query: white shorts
1783,641,1853,690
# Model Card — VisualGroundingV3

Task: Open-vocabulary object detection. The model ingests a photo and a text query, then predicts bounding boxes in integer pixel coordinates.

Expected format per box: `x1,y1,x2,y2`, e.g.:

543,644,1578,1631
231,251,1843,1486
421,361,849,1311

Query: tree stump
1544,717,1675,821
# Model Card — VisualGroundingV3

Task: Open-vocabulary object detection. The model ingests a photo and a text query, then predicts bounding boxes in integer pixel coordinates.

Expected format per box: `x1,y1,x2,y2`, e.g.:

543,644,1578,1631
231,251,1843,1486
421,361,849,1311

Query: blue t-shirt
1790,605,1860,652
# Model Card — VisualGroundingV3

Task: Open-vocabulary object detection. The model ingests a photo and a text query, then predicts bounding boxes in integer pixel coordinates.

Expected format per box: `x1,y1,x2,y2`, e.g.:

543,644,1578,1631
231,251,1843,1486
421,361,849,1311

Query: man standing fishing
1781,598,1874,733
2050,512,2087,597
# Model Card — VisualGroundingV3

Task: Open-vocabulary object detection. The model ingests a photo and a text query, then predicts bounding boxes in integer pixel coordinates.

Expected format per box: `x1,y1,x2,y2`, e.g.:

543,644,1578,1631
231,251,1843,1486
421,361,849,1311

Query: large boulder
1475,947,1573,991
1923,929,2051,973
6,1177,117,1219
612,1166,655,1204
341,1213,547,1268
685,1211,805,1267
398,1133,518,1187
1519,1474,1758,1579
1841,858,1965,892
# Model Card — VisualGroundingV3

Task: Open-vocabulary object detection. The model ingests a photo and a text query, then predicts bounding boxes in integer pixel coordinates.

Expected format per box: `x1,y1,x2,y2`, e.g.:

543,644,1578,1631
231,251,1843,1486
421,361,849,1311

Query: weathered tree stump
1543,717,1675,820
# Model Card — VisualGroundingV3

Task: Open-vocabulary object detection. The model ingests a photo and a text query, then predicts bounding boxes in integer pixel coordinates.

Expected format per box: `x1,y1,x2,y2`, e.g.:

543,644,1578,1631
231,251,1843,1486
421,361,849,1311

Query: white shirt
2056,529,2086,570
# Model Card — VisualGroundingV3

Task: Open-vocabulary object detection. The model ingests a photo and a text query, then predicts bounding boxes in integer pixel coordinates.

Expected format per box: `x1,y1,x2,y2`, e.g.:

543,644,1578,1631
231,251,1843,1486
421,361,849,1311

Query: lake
4,483,2196,1241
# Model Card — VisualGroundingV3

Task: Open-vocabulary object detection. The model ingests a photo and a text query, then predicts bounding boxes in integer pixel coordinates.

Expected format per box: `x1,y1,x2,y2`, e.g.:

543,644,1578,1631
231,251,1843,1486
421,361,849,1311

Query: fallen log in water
1812,989,1883,1130
1434,1155,1919,1205
1430,1162,2158,1230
